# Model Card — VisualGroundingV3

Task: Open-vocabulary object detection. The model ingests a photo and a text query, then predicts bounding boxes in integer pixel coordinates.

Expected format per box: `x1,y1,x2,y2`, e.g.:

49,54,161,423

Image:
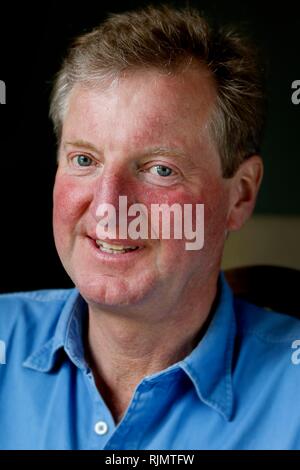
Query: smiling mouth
95,240,141,254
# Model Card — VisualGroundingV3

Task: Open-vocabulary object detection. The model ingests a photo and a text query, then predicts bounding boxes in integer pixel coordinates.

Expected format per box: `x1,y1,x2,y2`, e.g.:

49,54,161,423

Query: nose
90,165,134,221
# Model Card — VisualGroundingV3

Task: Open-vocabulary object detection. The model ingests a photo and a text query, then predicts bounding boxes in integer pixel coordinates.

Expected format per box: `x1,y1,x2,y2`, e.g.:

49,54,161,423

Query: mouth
95,239,142,255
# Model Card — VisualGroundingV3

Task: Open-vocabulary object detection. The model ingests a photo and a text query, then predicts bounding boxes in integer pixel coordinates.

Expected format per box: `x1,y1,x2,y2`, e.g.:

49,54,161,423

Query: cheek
202,182,230,248
137,187,192,241
53,174,91,231
137,179,229,236
137,185,198,208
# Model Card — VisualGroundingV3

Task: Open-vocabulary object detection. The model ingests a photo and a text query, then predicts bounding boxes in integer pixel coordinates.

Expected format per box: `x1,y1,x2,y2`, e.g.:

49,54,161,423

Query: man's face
53,68,232,310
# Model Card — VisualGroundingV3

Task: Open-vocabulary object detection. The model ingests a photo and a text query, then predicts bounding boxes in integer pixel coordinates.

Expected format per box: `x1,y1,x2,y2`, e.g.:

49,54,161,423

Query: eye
73,154,94,167
149,165,174,177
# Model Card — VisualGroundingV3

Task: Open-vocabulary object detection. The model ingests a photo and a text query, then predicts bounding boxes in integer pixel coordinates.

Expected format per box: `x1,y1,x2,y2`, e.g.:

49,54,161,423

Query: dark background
0,0,299,292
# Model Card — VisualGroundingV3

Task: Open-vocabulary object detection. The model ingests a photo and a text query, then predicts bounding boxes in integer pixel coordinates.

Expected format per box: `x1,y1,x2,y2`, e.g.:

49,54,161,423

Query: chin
73,272,156,308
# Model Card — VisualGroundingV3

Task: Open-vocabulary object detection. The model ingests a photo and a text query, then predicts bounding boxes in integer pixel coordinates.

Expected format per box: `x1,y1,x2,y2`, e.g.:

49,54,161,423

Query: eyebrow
140,146,196,167
64,140,100,153
142,146,189,159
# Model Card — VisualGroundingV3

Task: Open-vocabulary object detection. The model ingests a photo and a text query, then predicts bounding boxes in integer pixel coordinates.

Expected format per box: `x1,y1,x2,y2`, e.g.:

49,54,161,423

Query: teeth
95,240,138,253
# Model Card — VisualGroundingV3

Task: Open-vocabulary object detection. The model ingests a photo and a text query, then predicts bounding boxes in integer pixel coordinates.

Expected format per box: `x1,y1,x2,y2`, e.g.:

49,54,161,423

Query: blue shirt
0,274,300,450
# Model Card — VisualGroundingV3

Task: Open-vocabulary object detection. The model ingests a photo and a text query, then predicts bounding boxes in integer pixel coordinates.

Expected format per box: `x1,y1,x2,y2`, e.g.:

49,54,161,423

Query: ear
226,155,263,232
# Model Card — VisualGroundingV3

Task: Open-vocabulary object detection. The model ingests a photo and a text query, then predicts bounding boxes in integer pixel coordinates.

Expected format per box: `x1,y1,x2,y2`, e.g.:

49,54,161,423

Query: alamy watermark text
0,80,6,104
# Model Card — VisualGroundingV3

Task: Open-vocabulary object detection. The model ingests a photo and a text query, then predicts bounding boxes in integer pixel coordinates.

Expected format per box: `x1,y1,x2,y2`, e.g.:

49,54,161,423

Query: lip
86,236,147,263
95,237,145,249
86,230,146,247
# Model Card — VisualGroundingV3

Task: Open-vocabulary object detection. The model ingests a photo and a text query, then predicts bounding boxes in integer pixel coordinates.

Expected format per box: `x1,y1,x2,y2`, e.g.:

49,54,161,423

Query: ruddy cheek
138,185,195,207
53,175,91,227
134,186,201,242
201,184,230,248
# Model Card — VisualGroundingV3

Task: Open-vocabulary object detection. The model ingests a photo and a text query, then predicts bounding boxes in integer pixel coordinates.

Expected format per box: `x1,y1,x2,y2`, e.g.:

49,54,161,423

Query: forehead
62,67,217,156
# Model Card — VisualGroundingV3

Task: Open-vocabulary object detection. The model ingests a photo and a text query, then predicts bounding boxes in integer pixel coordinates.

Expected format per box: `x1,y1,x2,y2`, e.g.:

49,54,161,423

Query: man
0,5,299,450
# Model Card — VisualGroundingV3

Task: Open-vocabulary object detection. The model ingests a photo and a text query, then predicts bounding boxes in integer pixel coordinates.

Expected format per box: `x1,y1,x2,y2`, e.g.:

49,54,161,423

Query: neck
85,273,219,423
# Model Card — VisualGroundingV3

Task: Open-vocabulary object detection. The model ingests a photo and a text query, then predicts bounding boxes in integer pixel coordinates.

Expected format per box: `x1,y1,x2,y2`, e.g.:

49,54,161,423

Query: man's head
51,6,264,313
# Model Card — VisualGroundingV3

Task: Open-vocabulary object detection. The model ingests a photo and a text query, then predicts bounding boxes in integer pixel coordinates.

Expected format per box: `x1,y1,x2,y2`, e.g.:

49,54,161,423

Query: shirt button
94,420,109,436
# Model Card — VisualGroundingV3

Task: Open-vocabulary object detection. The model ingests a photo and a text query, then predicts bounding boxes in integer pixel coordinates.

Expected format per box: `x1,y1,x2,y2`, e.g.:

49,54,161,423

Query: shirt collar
23,289,88,372
23,274,236,421
179,273,236,421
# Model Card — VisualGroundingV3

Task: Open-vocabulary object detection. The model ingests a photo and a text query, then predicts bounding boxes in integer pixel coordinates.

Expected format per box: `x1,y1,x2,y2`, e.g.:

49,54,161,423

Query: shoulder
0,288,75,324
234,297,300,343
0,288,77,359
233,297,300,377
